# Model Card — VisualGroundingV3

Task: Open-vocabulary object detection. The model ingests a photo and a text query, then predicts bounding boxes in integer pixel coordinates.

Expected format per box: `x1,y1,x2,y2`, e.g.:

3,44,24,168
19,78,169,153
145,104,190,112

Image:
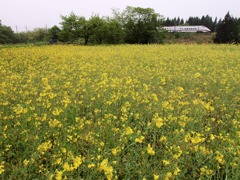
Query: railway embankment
164,32,214,44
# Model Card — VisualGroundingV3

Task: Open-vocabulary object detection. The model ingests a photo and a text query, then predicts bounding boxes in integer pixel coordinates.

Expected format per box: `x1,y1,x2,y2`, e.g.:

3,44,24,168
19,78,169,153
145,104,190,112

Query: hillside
164,32,215,44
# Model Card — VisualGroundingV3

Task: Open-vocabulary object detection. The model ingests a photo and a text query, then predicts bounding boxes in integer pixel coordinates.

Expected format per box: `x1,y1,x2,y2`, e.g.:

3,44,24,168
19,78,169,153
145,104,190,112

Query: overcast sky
1,0,240,32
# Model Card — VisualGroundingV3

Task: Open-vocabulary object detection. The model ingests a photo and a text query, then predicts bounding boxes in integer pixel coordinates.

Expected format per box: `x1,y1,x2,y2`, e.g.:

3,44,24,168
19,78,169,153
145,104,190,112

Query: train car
162,26,211,33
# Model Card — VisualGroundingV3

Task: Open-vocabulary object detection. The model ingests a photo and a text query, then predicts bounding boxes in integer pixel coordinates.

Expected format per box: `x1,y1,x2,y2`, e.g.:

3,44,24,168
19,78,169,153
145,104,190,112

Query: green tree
88,15,107,44
48,25,60,43
0,20,17,44
105,18,125,44
81,20,91,45
28,28,48,42
113,6,164,44
59,12,86,43
214,12,240,43
15,32,29,43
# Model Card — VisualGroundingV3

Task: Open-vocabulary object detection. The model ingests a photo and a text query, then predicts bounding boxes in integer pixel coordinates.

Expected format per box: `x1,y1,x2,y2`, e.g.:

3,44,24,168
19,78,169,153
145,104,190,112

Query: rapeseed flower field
0,44,240,179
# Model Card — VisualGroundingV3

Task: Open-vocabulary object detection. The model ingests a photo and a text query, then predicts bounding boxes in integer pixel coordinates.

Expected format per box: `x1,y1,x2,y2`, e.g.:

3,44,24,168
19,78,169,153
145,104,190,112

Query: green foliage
113,6,164,44
0,20,17,44
59,12,86,43
163,17,185,26
29,28,49,42
214,12,240,44
104,19,125,44
88,15,107,44
48,25,60,43
15,32,29,43
13,28,49,44
58,13,125,45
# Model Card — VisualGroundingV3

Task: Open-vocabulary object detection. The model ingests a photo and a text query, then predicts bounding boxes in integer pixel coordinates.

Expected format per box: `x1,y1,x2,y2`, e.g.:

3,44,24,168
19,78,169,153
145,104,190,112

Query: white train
162,25,211,33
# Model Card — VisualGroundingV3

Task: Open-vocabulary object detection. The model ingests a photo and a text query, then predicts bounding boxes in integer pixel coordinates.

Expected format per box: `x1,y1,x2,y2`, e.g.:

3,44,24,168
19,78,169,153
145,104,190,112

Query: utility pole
25,25,28,32
15,25,18,33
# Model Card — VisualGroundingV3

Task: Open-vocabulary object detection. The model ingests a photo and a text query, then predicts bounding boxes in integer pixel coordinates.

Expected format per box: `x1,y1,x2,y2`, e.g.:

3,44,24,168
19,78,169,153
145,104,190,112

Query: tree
48,25,60,43
214,12,240,44
59,12,85,43
59,12,124,45
163,18,173,26
212,17,218,32
81,20,91,45
113,6,164,44
15,32,29,43
88,15,107,44
0,20,17,44
28,28,48,42
104,18,125,44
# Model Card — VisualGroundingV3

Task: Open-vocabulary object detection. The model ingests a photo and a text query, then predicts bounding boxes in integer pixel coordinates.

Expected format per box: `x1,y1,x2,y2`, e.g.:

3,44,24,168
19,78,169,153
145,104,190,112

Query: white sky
1,0,240,32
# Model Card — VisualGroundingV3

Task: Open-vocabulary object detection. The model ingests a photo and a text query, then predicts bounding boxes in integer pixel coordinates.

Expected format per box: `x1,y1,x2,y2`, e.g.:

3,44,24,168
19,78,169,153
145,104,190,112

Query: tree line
1,7,240,44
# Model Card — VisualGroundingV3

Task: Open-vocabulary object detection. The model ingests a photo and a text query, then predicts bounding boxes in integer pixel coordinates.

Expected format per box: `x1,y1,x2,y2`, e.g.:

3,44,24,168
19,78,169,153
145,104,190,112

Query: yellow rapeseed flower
37,141,52,155
111,148,118,156
147,144,155,156
164,172,172,180
135,136,145,143
73,155,83,169
174,167,181,175
23,159,29,167
153,174,159,180
162,160,170,166
88,163,96,168
125,127,133,135
98,159,113,180
0,161,5,174
55,170,63,180
155,117,164,128
63,162,73,172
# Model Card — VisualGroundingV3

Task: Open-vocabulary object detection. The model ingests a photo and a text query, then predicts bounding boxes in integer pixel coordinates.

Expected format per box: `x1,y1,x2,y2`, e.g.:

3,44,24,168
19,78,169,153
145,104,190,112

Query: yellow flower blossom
155,117,164,128
111,148,118,156
194,72,201,78
63,162,73,172
73,155,83,169
55,170,63,180
174,167,181,175
23,159,29,167
98,159,113,180
216,151,225,165
191,136,205,144
200,166,214,176
147,144,155,156
125,127,133,135
153,174,159,180
42,77,49,85
52,108,63,116
164,172,172,180
37,141,52,155
0,162,5,174
160,136,167,142
135,136,145,143
88,163,96,168
49,119,62,128
162,160,170,166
